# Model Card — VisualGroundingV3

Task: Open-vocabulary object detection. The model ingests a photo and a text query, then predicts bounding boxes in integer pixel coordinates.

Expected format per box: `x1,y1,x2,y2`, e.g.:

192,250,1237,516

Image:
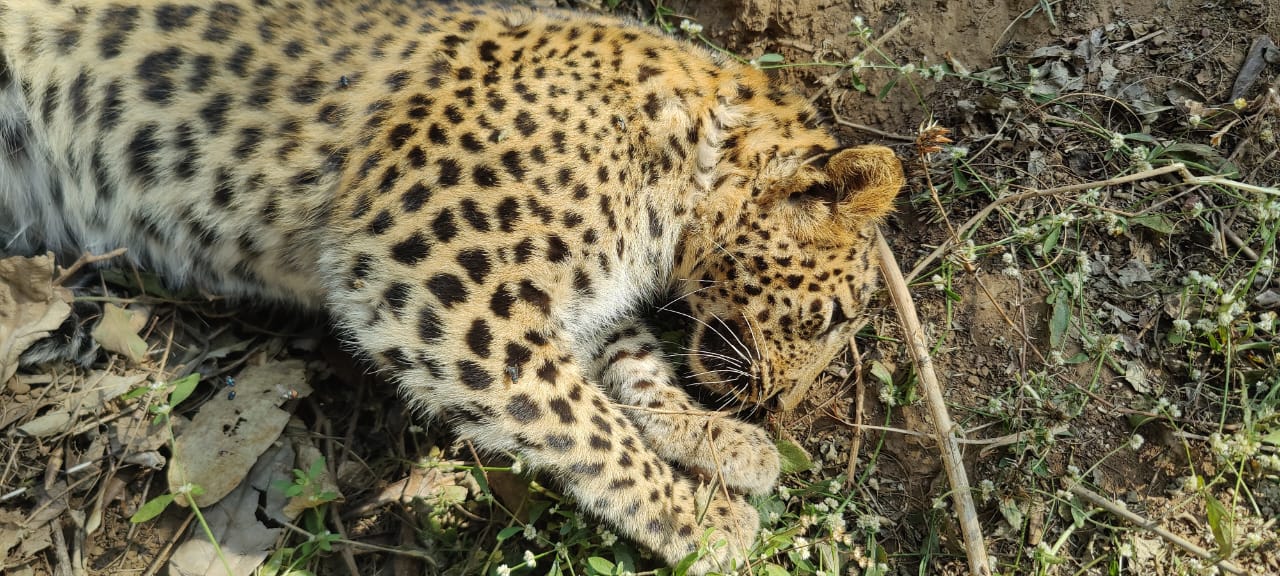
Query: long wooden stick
876,231,990,576
1067,483,1247,575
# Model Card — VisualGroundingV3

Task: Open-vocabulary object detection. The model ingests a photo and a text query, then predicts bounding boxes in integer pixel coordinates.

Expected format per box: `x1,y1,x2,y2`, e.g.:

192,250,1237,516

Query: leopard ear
824,145,904,227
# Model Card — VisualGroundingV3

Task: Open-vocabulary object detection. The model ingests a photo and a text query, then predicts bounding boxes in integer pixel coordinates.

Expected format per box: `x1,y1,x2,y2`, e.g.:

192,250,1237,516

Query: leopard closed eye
0,0,904,571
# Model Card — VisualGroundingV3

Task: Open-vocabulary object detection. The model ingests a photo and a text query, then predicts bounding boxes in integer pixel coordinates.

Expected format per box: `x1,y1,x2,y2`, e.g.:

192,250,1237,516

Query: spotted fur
0,0,903,571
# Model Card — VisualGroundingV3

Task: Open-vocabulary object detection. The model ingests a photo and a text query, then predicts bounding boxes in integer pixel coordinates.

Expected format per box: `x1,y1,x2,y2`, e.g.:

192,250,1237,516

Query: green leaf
130,493,175,523
775,439,813,474
848,71,867,92
122,385,152,401
996,496,1024,530
673,549,700,576
307,457,327,481
585,556,616,575
1204,492,1234,556
610,545,637,572
167,373,200,408
1064,352,1091,364
1124,132,1158,143
1069,501,1086,528
868,360,893,386
1042,223,1061,254
951,167,970,192
470,466,491,496
762,563,791,576
1049,291,1071,349
496,526,523,541
755,53,785,64
1261,429,1280,446
876,74,901,100
1130,214,1174,234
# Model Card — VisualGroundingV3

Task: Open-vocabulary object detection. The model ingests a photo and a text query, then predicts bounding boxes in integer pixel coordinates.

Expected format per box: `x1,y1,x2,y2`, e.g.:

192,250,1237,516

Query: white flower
979,479,995,502
1128,434,1144,451
523,550,536,568
1257,311,1276,332
899,63,916,75
496,564,512,576
599,530,617,547
1109,132,1126,150
510,458,523,475
878,384,897,407
1062,271,1084,298
678,19,703,35
176,482,195,495
522,523,537,540
1172,318,1191,333
847,56,867,70
793,536,811,559
856,514,882,532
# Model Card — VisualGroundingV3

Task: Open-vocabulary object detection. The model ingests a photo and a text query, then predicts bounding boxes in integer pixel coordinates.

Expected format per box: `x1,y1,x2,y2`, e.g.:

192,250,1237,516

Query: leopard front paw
680,416,781,496
655,479,760,576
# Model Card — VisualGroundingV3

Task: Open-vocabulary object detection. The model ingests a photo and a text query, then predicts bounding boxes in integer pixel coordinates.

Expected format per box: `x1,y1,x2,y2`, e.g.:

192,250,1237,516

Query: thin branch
52,248,128,286
876,231,990,576
843,338,866,489
1067,482,1247,576
904,162,1279,283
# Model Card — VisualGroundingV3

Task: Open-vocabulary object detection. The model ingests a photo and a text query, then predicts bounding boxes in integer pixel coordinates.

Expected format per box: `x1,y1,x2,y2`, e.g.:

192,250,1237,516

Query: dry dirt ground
3,0,1279,575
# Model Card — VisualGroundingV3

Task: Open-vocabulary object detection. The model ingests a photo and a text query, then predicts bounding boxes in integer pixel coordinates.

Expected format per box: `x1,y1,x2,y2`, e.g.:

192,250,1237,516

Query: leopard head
679,144,904,411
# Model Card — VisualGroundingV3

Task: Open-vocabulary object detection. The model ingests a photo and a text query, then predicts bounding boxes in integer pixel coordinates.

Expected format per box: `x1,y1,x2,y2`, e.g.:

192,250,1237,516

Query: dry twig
843,338,866,488
904,162,1279,283
52,248,128,286
876,231,990,576
1067,482,1248,576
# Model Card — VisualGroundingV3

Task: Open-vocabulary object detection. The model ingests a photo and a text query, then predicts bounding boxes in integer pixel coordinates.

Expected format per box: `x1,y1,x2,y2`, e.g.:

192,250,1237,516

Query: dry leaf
167,360,311,507
168,444,293,576
90,304,148,363
0,255,73,383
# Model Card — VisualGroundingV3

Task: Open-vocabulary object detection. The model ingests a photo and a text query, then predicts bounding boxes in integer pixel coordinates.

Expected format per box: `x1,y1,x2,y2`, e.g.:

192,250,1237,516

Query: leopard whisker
673,349,744,368
661,279,724,310
740,311,768,365
712,313,757,362
687,367,753,381
659,306,752,361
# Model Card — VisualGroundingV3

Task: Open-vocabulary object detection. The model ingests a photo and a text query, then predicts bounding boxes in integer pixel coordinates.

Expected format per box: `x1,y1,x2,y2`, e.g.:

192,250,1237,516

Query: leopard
0,0,904,571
